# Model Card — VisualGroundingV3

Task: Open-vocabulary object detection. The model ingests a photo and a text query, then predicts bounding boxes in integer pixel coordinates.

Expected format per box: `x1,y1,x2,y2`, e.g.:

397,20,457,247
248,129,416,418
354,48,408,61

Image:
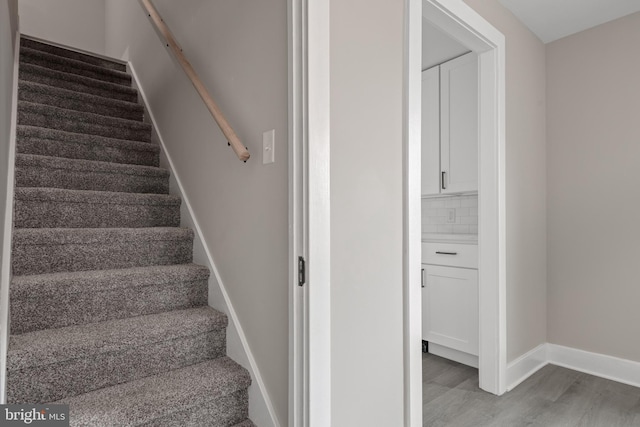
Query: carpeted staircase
6,36,254,427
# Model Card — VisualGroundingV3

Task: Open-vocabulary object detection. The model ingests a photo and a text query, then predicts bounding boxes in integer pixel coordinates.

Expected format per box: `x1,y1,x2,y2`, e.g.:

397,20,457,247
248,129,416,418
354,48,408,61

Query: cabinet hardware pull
421,268,425,288
435,251,457,255
441,171,446,190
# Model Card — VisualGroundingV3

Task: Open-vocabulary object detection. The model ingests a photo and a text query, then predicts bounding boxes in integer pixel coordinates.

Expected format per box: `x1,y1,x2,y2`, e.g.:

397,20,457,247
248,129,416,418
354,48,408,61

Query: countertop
422,233,478,244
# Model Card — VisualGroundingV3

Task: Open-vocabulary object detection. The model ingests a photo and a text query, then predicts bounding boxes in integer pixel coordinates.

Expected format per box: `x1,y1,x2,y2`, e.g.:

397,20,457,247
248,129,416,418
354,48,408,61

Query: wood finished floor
423,352,640,426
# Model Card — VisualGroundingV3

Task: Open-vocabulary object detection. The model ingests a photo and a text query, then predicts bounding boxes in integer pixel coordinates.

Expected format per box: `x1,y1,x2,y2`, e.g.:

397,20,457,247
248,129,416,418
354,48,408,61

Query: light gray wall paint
464,0,548,363
547,12,640,362
422,18,469,70
330,0,405,425
19,0,106,54
104,0,289,423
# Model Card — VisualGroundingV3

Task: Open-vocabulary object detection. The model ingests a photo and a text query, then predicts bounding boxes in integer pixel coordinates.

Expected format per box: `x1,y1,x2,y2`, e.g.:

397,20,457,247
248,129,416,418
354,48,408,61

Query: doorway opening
404,0,506,424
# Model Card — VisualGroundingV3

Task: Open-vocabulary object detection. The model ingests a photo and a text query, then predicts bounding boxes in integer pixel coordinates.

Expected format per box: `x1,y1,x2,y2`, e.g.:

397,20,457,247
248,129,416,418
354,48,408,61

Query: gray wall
463,0,548,363
104,0,289,423
330,0,405,424
547,12,640,362
19,0,105,53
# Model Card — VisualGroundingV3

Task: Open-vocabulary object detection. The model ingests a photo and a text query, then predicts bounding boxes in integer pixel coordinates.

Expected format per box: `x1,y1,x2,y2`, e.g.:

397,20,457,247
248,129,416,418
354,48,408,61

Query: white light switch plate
263,129,275,164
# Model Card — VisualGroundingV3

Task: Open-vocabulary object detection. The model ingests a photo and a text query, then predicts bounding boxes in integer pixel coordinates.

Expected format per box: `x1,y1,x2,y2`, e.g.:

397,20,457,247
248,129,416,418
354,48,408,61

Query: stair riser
149,389,249,427
12,237,193,275
7,330,225,403
14,199,180,229
21,39,126,72
19,68,138,103
18,88,144,122
15,165,169,194
11,280,208,334
17,136,159,166
18,109,151,142
20,54,131,86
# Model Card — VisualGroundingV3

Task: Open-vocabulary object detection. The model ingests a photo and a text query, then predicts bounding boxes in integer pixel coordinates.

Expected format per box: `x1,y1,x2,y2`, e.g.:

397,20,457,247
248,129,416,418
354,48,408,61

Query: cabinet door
421,66,440,196
440,52,478,194
422,264,478,355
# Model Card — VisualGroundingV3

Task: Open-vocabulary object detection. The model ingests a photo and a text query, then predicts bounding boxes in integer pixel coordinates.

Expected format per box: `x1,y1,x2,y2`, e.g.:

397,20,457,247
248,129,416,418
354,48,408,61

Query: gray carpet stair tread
55,357,251,427
233,420,256,427
13,226,193,247
19,81,144,121
10,264,209,334
14,187,180,206
14,187,181,228
7,306,227,371
18,101,151,142
12,227,194,275
15,154,169,194
20,38,126,72
15,153,169,194
16,154,167,178
17,125,159,167
20,63,138,103
11,264,209,299
20,47,131,85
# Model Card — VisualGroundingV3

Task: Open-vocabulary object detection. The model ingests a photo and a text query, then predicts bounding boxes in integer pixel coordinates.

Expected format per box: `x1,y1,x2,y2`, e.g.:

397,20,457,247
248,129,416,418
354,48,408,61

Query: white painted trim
20,34,126,65
411,0,508,407
287,0,308,425
0,27,21,404
127,63,280,427
306,0,332,424
548,344,640,390
403,0,423,426
506,344,548,391
429,343,479,368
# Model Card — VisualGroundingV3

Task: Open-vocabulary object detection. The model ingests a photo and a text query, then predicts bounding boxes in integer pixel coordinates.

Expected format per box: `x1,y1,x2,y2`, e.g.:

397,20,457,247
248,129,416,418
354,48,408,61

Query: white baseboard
128,63,279,427
429,343,478,368
506,343,640,393
547,343,640,390
505,343,547,392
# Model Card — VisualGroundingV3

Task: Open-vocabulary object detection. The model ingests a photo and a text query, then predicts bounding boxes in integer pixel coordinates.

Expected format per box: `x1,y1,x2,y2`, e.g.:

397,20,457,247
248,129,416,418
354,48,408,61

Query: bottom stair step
55,357,251,427
7,307,227,403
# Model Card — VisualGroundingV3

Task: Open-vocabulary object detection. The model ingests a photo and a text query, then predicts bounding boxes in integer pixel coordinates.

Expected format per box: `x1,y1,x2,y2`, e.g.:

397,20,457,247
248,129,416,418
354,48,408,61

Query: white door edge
289,0,332,426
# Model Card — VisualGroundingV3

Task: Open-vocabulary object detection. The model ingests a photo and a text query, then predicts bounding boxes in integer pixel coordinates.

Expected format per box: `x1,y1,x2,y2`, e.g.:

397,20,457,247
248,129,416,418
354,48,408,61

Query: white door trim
405,1,506,423
289,0,331,426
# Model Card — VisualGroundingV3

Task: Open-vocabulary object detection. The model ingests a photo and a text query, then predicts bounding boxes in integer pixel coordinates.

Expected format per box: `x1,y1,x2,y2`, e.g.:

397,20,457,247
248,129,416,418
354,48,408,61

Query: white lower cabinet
422,265,478,355
422,242,478,367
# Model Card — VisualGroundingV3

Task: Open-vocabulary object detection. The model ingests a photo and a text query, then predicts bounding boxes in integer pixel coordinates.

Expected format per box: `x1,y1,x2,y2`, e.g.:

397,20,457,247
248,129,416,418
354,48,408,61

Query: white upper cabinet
421,52,478,196
421,66,441,196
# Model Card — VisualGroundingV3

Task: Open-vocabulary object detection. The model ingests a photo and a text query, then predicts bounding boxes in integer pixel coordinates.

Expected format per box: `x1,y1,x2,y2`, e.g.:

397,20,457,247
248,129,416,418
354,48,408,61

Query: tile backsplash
422,194,478,234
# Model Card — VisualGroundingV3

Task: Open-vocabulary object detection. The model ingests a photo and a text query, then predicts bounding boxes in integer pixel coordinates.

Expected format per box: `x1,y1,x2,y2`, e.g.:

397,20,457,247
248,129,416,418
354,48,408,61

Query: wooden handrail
140,0,250,162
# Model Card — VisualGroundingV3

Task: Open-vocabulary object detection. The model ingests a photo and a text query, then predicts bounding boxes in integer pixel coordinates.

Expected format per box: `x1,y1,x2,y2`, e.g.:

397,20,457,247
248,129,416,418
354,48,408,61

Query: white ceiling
498,0,640,43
